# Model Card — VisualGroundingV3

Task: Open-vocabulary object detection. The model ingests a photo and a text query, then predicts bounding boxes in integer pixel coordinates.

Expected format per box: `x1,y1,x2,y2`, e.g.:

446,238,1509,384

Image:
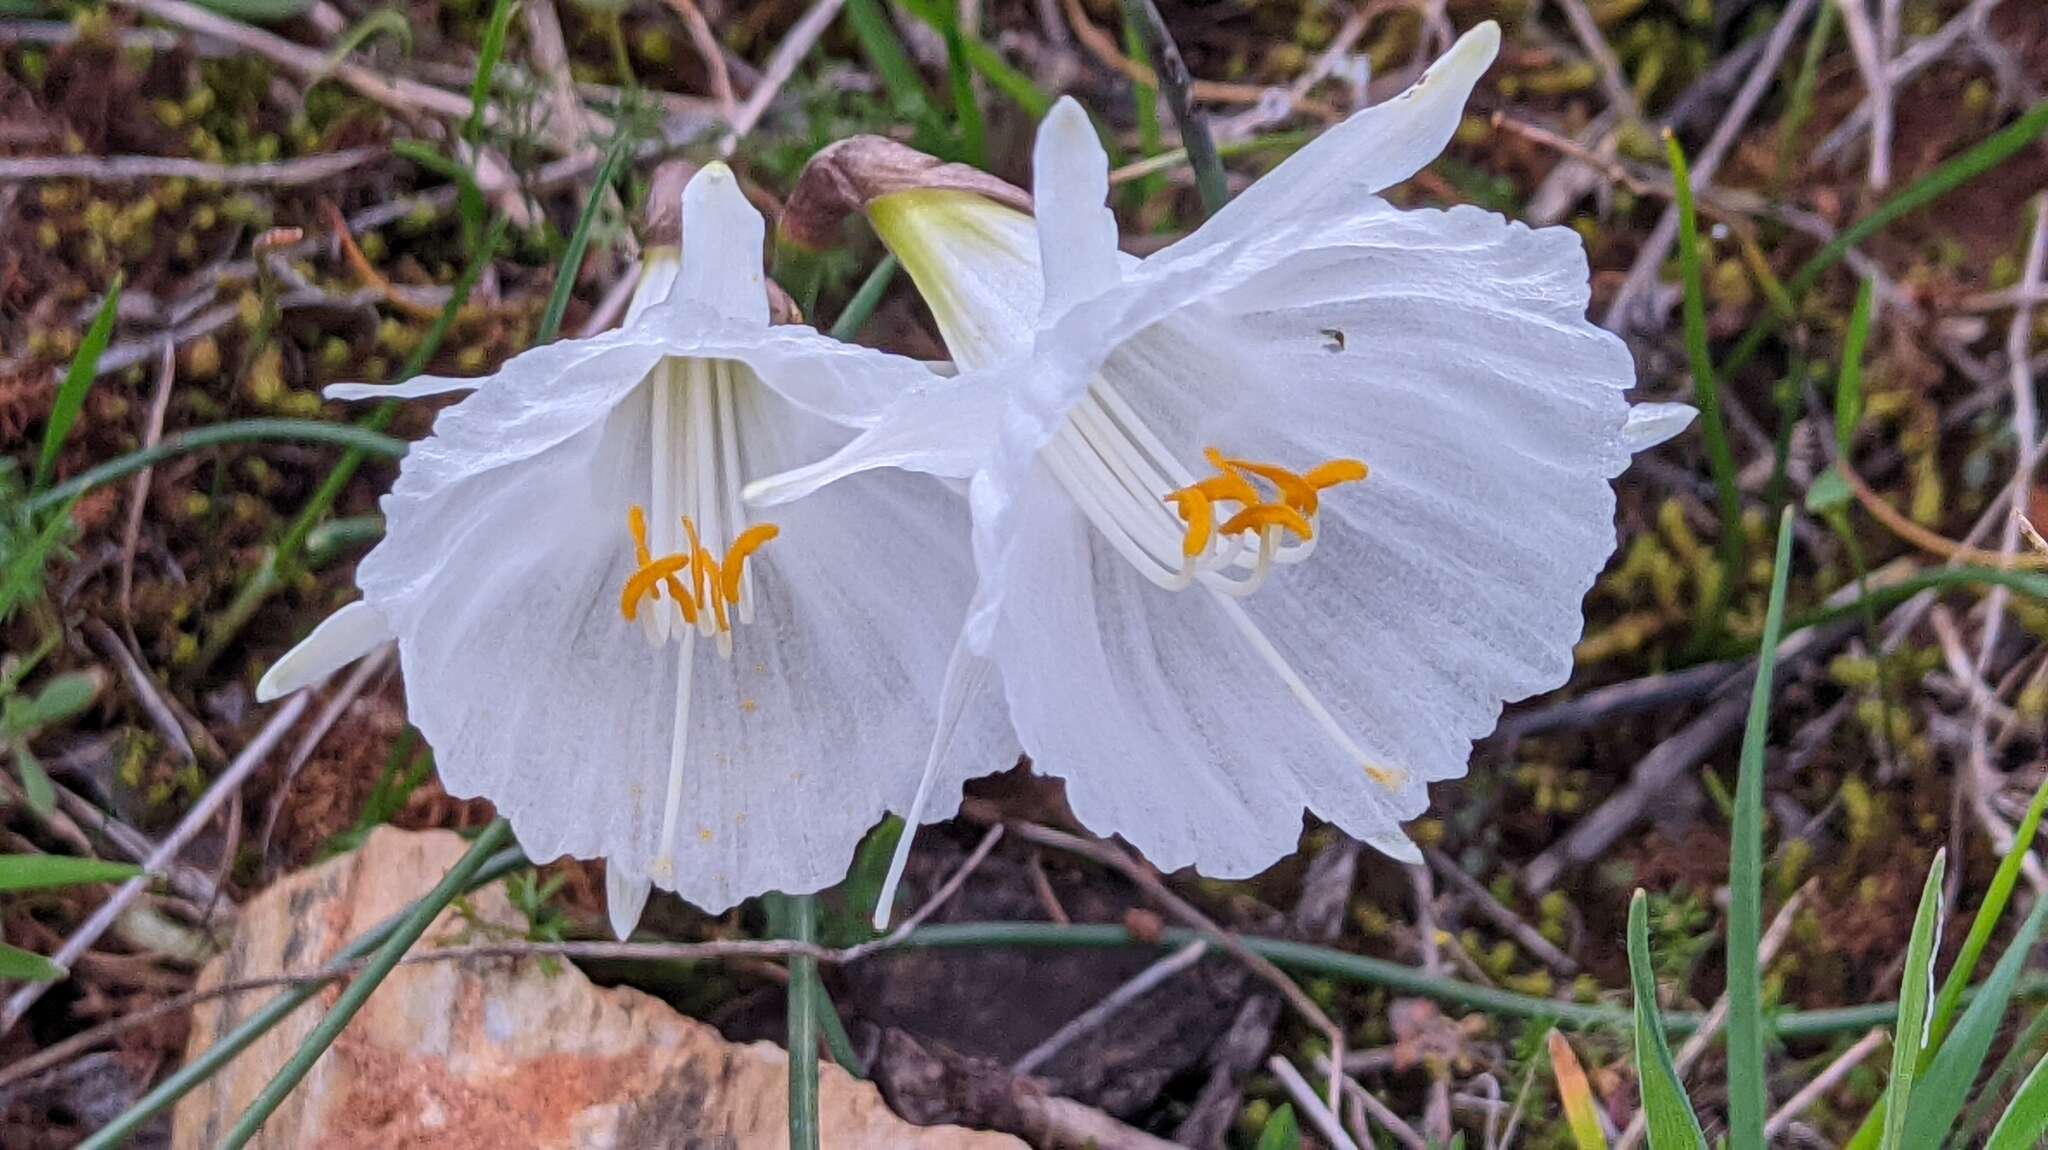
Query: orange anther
1219,502,1315,541
1164,488,1215,558
721,524,781,607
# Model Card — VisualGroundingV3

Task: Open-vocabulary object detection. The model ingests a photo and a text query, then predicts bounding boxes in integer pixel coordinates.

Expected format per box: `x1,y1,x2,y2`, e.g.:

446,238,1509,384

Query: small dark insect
1321,328,1346,352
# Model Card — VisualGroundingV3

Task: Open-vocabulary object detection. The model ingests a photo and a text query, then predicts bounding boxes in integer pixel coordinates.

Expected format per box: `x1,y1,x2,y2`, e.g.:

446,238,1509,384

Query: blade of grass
1667,133,1744,649
34,275,123,493
841,0,938,125
1958,1005,2048,1147
828,254,898,343
1773,0,1838,194
74,846,527,1150
26,421,406,517
1710,565,2048,659
934,3,985,166
1727,507,1796,1150
535,131,636,347
1876,849,1947,1150
216,820,514,1150
1257,1103,1304,1150
467,0,521,146
1121,0,1225,216
0,855,142,892
1724,100,2048,381
1984,1047,2048,1150
786,892,822,1150
1901,892,2048,1147
1842,773,2048,1150
0,944,64,982
1628,890,1708,1149
1836,279,1874,454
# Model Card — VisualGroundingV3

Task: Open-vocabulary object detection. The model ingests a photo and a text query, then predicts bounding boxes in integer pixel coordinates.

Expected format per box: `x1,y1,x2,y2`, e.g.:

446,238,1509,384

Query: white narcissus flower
258,164,997,937
752,22,1695,899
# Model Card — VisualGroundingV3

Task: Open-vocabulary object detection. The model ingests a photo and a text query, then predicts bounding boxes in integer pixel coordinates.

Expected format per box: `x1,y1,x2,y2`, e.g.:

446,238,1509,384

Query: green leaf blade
0,853,143,893
1726,508,1797,1150
1628,891,1707,1149
0,942,64,981
1878,849,1948,1150
36,276,123,493
1984,1048,2048,1150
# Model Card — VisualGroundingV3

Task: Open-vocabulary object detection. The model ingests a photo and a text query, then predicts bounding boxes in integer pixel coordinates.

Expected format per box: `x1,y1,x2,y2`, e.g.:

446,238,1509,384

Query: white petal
1187,21,1499,254
1031,98,1122,322
624,249,681,324
255,600,394,702
717,322,944,429
870,191,1044,369
1622,402,1698,451
743,374,1006,506
358,380,1007,911
606,866,652,940
983,462,1428,874
968,201,1634,879
676,163,770,325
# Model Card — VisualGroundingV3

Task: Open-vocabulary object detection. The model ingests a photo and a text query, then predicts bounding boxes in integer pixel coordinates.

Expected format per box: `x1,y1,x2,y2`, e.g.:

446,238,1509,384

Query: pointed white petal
1032,98,1122,322
1187,21,1499,254
676,163,770,325
624,249,682,324
743,374,1006,506
718,323,945,429
255,600,394,702
606,866,652,940
1622,402,1698,451
870,191,1044,368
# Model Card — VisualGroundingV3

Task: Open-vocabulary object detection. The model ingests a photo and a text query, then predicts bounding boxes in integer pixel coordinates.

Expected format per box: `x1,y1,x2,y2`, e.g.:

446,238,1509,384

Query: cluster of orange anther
1164,449,1368,558
620,506,780,631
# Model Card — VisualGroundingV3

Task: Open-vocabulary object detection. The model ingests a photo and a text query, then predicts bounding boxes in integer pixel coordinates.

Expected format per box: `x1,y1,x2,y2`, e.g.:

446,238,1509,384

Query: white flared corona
751,23,1695,888
259,164,996,936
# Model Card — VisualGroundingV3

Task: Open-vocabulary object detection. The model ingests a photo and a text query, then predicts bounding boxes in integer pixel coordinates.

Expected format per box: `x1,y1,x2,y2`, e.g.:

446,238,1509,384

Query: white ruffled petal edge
255,599,395,702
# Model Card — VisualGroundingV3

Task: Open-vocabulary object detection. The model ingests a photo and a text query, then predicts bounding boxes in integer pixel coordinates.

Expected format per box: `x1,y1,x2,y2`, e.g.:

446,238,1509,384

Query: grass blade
1725,100,2048,380
1877,849,1948,1150
535,132,635,347
26,421,407,517
1900,892,2048,1147
1549,1030,1612,1150
1256,1103,1304,1150
1666,133,1744,646
829,254,898,344
842,0,936,124
0,943,64,982
786,892,822,1150
1628,891,1707,1149
0,855,142,892
466,0,520,145
1726,507,1796,1150
35,275,122,493
1846,773,2048,1150
1836,278,1874,454
215,820,514,1150
1984,1048,2048,1150
1121,0,1225,216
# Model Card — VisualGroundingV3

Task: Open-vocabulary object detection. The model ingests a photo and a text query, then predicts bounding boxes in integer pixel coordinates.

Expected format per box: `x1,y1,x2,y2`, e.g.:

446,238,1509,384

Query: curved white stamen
652,625,700,882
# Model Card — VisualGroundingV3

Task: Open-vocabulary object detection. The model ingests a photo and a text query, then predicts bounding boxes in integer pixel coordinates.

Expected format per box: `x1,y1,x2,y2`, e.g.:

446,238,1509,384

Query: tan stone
171,826,1025,1150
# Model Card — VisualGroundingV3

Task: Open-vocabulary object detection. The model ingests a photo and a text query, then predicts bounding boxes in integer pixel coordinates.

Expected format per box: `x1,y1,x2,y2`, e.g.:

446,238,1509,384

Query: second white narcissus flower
751,22,1695,908
258,163,997,937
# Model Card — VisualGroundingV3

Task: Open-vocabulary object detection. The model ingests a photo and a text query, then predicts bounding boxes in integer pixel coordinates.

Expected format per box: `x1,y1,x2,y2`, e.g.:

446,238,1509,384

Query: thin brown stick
1003,819,1350,1110
725,0,850,148
1553,0,1644,127
662,0,736,123
1423,848,1581,976
1601,0,1820,330
1831,0,1892,189
1271,1056,1364,1150
118,344,175,631
113,0,481,124
0,148,381,185
1765,1028,1889,1137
